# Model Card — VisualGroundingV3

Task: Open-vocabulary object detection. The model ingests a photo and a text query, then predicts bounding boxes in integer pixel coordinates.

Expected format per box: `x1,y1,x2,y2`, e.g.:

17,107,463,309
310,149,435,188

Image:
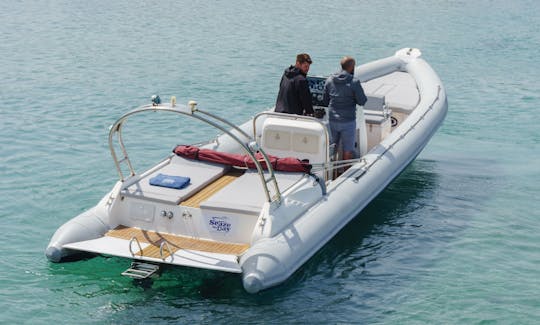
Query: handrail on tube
159,241,174,262
108,103,282,204
128,236,143,257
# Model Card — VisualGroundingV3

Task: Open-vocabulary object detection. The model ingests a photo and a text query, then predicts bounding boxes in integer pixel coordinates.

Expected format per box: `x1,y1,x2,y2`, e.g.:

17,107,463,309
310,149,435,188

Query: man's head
340,56,356,74
295,53,312,75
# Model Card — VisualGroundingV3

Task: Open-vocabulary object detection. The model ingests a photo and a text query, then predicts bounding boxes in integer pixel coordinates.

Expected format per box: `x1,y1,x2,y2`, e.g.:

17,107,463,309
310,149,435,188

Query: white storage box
259,117,328,166
364,111,391,151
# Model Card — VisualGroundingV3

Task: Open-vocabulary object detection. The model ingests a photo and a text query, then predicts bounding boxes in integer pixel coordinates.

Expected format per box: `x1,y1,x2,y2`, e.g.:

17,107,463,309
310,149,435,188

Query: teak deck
179,169,244,208
106,225,249,258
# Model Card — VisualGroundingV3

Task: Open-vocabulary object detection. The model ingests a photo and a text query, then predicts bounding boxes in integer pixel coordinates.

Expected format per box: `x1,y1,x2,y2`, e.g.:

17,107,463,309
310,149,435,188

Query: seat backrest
364,94,386,112
259,117,329,169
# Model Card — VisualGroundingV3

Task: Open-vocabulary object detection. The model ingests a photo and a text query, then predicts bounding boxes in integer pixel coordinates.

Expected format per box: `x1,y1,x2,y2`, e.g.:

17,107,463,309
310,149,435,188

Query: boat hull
45,48,447,294
240,50,447,293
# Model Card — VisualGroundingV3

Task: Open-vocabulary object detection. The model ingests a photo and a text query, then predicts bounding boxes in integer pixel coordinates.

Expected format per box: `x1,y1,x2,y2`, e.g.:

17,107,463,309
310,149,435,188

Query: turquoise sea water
1,0,539,323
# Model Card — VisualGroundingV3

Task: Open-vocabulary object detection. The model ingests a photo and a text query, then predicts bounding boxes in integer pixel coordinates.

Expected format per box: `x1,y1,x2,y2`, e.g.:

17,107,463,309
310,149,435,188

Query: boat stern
45,208,110,262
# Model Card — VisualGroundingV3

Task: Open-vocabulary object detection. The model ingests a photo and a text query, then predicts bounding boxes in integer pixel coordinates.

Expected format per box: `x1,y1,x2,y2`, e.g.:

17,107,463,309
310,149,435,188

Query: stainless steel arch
108,103,282,203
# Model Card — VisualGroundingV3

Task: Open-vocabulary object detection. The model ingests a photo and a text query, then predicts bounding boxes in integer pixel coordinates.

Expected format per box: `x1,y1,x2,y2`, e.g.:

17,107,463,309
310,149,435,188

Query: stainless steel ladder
121,262,160,279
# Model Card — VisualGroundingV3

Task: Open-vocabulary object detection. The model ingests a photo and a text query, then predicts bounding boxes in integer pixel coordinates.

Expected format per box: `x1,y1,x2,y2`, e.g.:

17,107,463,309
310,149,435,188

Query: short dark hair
340,56,356,71
296,53,312,64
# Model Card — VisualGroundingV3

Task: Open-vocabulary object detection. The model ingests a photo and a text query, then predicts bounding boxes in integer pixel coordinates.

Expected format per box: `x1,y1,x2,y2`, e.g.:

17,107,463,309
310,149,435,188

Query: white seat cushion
121,156,227,204
200,171,304,215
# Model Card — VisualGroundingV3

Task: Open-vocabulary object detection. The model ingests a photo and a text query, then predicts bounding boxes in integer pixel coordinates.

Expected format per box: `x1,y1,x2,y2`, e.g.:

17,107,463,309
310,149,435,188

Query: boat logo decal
209,216,232,233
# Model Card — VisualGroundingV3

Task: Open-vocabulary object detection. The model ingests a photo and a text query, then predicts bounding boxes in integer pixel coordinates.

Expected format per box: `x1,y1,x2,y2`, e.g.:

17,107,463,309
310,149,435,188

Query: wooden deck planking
138,244,173,259
106,225,249,257
180,169,244,208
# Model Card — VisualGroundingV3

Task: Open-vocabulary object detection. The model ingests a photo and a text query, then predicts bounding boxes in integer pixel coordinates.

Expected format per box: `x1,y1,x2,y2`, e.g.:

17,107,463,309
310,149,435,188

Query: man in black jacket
275,53,315,116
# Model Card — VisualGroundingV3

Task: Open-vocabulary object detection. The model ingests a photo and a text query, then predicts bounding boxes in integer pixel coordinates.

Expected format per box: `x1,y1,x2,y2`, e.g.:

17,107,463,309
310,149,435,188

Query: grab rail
159,241,174,262
108,102,282,204
128,236,143,257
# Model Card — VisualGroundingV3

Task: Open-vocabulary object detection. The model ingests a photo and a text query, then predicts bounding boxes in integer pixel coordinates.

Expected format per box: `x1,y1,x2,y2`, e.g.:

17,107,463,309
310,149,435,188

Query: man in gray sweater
323,56,367,162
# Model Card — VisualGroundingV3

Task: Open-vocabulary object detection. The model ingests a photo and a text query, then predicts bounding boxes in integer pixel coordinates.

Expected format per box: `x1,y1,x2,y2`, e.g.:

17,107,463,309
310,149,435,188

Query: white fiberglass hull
46,48,447,293
241,49,447,292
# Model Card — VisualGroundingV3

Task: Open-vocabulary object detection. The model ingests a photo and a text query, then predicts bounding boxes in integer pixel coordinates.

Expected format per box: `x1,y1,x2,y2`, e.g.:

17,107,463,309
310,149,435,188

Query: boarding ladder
121,236,174,279
122,262,160,279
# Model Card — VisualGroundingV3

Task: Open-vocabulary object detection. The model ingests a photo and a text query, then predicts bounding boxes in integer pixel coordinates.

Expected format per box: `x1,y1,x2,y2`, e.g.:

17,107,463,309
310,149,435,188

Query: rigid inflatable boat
46,48,447,293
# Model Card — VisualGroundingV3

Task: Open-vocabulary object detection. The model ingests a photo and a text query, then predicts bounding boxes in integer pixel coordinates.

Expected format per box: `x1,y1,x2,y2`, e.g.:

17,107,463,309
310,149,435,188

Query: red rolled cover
173,145,311,173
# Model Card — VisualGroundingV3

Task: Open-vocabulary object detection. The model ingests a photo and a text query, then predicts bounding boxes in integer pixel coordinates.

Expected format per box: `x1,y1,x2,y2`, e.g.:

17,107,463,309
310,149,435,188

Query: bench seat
200,171,305,215
121,156,228,204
